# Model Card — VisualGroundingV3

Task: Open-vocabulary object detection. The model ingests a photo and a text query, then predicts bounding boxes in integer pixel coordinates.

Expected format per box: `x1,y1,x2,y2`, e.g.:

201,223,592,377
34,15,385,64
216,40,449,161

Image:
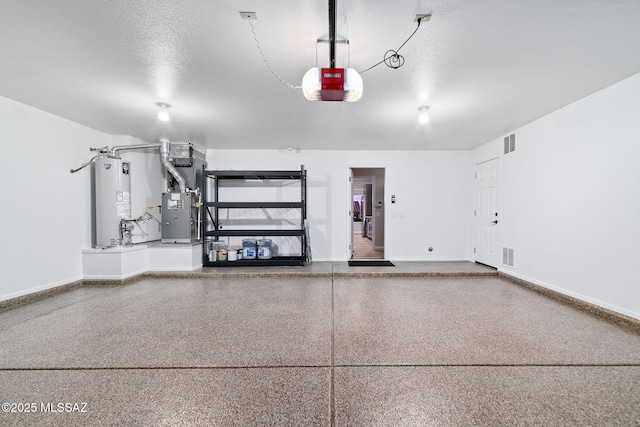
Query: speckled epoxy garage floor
1,262,640,426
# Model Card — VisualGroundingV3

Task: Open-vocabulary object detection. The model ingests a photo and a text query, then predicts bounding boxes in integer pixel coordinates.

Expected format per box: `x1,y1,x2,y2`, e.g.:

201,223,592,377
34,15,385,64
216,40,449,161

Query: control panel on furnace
167,199,184,210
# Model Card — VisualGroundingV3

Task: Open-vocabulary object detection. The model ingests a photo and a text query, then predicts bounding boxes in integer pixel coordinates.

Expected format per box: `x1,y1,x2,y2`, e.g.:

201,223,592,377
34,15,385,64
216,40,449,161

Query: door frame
348,167,386,260
473,157,501,268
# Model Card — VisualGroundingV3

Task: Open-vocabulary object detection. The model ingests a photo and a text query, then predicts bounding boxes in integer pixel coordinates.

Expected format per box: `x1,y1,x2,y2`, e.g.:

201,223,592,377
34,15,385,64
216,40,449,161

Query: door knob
491,220,498,225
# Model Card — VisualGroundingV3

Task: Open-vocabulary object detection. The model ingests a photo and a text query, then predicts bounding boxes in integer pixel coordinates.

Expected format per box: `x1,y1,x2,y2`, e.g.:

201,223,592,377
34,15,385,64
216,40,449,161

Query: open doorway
350,168,385,259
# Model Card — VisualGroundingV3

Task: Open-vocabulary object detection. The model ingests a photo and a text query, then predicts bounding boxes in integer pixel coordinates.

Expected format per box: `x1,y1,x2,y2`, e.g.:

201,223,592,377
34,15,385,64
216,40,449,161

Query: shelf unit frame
202,166,308,267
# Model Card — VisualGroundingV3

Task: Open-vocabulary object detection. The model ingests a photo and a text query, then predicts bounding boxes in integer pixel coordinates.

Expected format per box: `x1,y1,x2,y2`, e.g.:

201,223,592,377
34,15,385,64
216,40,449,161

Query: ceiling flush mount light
157,102,170,121
418,106,430,124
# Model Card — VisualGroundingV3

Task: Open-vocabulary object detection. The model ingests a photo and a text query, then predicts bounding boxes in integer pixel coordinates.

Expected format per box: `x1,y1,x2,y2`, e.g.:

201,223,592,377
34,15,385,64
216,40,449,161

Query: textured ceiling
2,0,640,151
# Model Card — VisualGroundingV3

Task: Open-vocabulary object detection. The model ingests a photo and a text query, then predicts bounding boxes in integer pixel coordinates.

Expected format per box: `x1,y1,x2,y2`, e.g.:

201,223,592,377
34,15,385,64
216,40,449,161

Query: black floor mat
348,260,395,267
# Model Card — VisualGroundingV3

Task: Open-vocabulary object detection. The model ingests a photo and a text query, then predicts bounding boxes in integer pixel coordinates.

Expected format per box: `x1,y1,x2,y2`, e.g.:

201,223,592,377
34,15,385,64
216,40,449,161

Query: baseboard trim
499,271,640,333
0,280,84,312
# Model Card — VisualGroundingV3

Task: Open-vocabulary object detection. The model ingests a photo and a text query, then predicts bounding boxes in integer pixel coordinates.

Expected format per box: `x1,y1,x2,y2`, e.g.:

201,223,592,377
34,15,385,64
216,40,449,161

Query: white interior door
474,158,500,267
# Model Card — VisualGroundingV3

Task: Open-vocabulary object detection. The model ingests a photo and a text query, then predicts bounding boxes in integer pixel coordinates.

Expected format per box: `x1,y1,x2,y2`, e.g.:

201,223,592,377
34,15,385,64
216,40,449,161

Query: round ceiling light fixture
157,102,171,121
418,106,430,124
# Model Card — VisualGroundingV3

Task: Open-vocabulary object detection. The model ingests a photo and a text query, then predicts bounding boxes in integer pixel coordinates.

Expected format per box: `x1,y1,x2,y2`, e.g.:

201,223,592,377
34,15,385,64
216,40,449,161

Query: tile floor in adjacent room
1,262,640,426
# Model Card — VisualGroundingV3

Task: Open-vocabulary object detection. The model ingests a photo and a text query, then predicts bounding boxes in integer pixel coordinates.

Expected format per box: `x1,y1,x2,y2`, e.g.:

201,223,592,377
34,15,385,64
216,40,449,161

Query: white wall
0,95,107,300
206,149,472,261
473,73,640,320
0,96,166,301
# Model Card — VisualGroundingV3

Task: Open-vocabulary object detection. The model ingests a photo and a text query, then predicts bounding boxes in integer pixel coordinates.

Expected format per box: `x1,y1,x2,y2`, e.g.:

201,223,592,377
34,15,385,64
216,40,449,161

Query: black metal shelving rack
202,165,308,267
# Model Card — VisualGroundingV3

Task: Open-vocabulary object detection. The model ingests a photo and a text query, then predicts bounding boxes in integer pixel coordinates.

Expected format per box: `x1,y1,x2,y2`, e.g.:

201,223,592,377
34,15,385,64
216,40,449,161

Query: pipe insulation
160,139,186,193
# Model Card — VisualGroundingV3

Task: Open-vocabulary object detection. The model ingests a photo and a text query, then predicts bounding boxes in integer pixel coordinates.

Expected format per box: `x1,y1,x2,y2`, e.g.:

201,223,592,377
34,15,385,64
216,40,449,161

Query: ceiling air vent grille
504,133,516,154
502,247,514,267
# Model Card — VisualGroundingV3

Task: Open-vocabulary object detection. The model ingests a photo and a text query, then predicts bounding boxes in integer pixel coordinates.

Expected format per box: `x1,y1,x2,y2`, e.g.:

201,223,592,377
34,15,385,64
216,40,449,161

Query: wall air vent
502,247,514,267
504,133,516,154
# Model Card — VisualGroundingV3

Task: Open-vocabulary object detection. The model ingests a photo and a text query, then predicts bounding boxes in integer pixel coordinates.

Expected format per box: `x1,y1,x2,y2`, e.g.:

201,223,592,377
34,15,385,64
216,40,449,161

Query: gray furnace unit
161,143,206,243
161,192,198,243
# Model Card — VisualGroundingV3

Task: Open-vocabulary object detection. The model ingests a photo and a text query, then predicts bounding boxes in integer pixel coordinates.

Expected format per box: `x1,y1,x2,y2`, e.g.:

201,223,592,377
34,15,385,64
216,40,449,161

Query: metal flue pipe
108,143,161,156
70,144,160,173
160,139,186,193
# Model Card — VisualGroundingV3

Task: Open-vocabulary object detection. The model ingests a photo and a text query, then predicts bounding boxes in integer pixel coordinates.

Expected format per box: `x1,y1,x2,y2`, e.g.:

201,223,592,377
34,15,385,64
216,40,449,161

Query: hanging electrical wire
247,20,302,89
359,17,425,74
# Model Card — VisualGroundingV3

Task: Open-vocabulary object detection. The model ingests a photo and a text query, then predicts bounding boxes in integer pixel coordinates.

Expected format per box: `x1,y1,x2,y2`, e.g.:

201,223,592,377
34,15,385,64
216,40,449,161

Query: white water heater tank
93,157,131,247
